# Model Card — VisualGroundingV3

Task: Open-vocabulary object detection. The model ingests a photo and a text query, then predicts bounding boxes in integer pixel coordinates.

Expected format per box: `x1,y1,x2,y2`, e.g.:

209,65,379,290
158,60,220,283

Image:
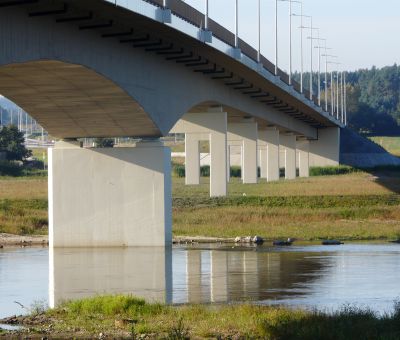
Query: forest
294,64,400,136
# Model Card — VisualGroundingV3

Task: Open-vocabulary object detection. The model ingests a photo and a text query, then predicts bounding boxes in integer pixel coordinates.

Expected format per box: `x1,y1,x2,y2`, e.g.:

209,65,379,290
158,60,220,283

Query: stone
252,236,264,244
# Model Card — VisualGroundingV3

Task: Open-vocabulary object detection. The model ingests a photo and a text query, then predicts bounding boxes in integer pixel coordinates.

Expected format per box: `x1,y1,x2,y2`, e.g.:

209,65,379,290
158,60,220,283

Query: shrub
0,160,23,176
310,165,359,176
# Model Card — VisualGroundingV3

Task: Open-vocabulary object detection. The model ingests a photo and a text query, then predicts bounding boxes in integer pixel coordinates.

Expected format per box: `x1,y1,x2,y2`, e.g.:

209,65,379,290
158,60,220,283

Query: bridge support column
309,127,340,166
185,134,200,185
171,111,227,197
280,134,297,180
297,139,310,178
48,140,172,247
258,128,280,181
228,121,258,184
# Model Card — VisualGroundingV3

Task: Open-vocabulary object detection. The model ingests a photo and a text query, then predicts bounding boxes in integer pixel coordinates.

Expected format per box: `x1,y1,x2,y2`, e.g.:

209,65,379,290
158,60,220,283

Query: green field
1,168,400,241
369,136,400,156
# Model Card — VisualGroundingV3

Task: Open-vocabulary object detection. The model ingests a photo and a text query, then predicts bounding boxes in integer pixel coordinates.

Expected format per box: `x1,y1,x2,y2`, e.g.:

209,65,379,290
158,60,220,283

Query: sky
184,0,400,72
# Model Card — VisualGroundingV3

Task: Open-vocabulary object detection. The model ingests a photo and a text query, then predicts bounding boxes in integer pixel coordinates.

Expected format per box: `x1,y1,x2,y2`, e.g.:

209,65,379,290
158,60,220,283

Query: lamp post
205,0,209,31
278,0,303,85
299,17,317,100
310,35,326,106
235,0,239,48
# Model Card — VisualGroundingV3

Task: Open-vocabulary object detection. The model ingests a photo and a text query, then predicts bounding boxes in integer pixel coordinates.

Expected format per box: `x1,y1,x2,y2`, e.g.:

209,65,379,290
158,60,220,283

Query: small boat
322,240,344,245
273,238,293,246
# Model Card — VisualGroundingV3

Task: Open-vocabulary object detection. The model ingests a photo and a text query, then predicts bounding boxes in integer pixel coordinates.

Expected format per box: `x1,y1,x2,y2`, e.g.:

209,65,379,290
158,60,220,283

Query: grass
9,295,400,339
0,169,399,240
369,136,400,156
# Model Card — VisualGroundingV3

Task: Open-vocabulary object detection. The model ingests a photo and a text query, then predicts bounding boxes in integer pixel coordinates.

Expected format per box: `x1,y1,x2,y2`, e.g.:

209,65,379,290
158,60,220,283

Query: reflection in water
49,247,172,307
1,244,399,318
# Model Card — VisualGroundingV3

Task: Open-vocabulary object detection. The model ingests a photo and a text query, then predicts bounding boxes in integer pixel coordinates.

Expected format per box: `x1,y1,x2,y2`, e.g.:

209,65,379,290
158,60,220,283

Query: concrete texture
297,140,310,177
228,122,258,184
309,127,340,167
48,140,172,247
184,134,200,185
258,128,280,181
280,134,297,180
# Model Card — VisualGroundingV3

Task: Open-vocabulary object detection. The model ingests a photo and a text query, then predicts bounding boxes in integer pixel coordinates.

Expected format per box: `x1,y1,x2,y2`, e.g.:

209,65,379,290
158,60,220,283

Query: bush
173,165,246,178
310,166,359,176
0,160,23,176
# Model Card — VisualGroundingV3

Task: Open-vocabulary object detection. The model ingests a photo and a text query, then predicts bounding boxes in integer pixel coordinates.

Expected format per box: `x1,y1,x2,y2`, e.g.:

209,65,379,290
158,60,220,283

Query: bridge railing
115,0,325,112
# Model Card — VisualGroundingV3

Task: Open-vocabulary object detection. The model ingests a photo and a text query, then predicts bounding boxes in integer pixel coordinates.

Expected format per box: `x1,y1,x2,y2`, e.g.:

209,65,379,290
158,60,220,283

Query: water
1,243,400,318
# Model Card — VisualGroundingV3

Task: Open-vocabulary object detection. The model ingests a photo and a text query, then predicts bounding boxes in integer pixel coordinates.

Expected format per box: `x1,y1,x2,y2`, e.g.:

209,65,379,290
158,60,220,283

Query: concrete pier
171,111,228,197
258,128,280,181
309,127,340,167
48,140,172,247
280,134,297,180
228,121,258,184
297,139,310,178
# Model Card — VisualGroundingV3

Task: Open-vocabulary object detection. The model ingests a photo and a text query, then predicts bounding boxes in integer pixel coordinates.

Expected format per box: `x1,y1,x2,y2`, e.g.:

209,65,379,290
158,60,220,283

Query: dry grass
370,136,400,156
0,177,47,200
173,172,400,197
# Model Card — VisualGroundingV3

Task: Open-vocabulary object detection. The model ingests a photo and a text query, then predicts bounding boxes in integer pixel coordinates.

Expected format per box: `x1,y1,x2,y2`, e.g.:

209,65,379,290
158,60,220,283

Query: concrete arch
0,60,159,138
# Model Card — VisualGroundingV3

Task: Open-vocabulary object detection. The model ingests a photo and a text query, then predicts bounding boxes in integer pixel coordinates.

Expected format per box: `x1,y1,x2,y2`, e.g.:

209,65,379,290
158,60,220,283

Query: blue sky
184,0,400,72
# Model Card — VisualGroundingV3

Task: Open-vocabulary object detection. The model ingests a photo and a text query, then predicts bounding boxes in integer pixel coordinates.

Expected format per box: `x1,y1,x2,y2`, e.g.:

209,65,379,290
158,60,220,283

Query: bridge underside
0,60,160,138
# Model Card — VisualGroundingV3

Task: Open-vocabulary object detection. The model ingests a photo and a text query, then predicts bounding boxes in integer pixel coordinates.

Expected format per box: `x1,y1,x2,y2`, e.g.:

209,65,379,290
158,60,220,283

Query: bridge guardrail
112,0,337,121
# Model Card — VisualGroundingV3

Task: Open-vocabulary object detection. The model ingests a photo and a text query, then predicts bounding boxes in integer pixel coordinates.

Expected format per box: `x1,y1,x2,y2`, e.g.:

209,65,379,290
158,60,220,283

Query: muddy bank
0,233,48,247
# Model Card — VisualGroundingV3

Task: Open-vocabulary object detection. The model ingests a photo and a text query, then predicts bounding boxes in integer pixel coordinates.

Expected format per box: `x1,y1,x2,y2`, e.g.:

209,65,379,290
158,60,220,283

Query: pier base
48,140,172,247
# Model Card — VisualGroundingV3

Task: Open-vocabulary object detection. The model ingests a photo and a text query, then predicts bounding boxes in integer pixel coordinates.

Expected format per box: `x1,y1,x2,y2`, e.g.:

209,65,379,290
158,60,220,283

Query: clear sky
184,0,400,72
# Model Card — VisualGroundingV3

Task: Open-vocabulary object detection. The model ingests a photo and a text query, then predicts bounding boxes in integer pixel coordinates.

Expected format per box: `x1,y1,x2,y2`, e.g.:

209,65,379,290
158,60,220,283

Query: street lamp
311,36,326,106
279,0,302,85
300,17,318,100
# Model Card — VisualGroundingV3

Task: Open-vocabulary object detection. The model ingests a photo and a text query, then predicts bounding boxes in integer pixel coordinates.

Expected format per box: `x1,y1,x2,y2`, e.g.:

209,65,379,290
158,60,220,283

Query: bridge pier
48,140,172,247
228,121,258,184
280,134,297,180
171,111,228,197
258,128,280,182
309,127,340,167
297,139,310,178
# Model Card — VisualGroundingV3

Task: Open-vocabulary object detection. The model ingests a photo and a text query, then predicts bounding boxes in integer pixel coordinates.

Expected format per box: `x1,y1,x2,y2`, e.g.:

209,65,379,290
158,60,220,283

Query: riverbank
1,295,400,339
1,171,400,241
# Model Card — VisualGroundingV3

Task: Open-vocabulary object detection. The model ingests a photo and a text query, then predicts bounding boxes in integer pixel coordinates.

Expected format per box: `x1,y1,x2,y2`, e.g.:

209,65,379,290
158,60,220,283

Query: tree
94,138,115,148
0,125,32,161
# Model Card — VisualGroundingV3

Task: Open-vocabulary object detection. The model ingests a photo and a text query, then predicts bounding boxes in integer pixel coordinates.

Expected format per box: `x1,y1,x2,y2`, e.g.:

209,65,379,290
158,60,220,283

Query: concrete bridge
0,0,343,247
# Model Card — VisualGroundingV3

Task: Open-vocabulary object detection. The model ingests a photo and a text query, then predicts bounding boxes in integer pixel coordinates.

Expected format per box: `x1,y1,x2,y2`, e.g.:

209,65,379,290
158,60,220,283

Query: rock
0,245,3,248
273,239,293,246
252,236,264,244
389,240,400,244
322,240,344,245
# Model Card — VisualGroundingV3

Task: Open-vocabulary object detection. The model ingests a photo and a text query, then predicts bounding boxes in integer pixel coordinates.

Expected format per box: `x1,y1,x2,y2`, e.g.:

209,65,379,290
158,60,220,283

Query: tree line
294,64,400,136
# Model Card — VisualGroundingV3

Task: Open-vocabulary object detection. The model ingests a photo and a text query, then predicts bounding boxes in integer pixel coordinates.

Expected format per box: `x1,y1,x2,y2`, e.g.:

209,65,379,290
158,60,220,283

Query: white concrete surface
184,134,200,185
280,134,297,180
48,140,172,247
309,127,340,167
258,128,280,181
228,122,258,184
171,111,228,197
297,140,310,178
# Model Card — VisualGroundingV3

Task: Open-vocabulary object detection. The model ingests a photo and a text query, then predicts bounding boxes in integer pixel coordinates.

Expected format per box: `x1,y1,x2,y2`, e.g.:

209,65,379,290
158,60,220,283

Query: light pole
344,71,347,125
310,35,326,106
205,0,209,31
275,0,278,75
279,0,301,85
258,0,261,63
235,0,239,48
300,17,317,100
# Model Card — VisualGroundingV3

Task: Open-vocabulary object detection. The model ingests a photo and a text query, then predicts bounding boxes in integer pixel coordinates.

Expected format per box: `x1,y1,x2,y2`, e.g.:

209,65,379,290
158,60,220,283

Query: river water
1,243,400,318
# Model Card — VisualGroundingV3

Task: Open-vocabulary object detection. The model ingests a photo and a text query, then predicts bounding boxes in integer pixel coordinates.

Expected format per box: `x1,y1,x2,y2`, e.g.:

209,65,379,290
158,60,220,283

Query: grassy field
369,136,400,156
0,169,400,240
4,295,400,339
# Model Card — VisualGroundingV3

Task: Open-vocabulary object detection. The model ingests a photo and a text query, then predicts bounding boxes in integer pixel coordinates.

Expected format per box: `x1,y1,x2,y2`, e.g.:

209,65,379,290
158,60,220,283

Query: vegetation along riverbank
1,295,400,339
0,165,400,242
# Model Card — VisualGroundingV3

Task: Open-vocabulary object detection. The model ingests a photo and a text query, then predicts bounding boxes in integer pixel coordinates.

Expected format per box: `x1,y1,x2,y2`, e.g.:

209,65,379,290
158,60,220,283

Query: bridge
0,0,344,247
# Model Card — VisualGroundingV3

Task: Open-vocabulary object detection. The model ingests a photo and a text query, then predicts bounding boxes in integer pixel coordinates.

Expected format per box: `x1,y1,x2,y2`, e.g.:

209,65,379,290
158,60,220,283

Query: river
1,243,400,318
